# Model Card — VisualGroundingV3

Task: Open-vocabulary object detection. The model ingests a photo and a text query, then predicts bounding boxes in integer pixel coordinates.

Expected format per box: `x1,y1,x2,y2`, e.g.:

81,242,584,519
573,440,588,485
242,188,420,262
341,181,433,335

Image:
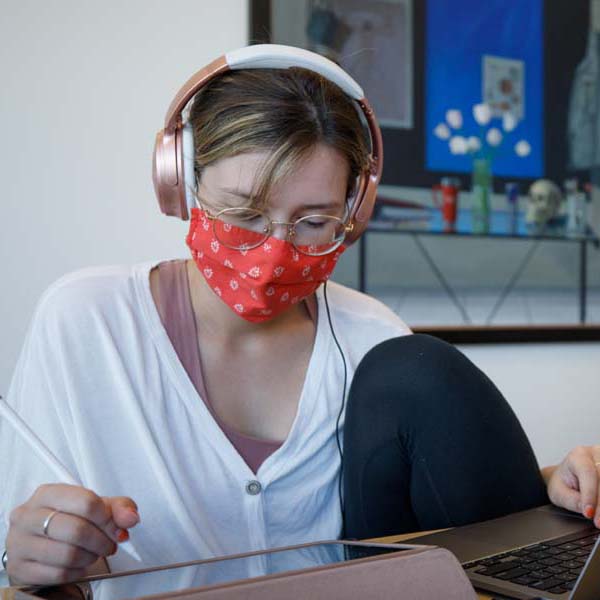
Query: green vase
471,157,492,233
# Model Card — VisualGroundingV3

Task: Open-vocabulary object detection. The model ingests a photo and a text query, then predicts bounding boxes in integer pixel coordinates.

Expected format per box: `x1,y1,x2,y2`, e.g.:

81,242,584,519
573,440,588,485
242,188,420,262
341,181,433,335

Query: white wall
0,0,248,390
0,1,597,471
459,343,600,467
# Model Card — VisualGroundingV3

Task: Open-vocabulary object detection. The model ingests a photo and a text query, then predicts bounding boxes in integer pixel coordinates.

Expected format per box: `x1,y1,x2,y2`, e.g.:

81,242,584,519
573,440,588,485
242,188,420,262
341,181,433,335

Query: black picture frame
248,0,600,343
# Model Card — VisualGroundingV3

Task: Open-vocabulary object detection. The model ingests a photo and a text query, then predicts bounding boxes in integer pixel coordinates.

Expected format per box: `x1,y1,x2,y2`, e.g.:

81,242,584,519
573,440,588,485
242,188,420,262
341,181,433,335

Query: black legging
343,334,549,540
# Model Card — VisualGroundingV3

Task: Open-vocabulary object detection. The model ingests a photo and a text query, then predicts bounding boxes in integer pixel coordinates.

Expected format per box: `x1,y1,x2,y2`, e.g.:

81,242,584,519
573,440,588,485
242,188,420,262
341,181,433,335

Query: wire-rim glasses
197,202,354,257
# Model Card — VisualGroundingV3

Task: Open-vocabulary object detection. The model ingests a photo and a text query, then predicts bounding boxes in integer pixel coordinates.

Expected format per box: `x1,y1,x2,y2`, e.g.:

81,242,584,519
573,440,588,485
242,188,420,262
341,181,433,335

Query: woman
1,45,599,594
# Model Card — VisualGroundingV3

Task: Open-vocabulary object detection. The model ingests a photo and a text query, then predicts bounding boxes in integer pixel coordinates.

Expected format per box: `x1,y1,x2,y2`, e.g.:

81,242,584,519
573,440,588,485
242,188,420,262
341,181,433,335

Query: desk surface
370,531,492,600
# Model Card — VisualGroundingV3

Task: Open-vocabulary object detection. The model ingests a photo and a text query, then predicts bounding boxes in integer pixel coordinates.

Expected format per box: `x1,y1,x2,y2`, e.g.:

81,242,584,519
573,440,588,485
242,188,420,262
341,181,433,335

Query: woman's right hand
5,483,140,586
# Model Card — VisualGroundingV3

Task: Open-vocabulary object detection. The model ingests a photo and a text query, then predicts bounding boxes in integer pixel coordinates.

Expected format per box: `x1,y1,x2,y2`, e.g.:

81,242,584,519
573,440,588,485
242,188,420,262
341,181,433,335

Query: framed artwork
252,1,588,190
425,0,544,179
249,1,600,343
267,0,413,128
311,0,413,129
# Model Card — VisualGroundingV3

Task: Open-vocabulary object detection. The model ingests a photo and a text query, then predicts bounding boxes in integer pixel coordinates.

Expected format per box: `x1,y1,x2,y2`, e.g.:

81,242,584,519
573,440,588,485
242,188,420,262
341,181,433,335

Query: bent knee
348,334,493,417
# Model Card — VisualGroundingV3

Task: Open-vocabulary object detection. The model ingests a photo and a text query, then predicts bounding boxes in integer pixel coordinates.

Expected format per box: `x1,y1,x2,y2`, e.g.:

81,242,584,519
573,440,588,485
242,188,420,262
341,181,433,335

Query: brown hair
188,67,370,208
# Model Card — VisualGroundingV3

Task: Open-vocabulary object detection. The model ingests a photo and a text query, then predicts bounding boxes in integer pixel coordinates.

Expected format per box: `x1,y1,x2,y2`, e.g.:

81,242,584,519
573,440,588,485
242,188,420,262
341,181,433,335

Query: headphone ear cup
152,127,189,220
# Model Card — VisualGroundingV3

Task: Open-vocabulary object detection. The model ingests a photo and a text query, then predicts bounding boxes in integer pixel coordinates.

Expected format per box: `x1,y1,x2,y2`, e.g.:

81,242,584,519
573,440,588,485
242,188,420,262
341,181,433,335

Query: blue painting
425,0,544,178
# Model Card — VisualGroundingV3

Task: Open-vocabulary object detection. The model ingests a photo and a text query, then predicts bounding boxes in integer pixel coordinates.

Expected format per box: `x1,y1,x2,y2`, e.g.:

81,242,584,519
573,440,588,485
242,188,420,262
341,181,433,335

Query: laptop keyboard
463,528,599,595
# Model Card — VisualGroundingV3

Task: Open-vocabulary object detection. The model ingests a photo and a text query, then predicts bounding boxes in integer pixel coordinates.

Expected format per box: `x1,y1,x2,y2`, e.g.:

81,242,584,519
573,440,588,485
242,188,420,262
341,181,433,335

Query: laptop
401,504,600,599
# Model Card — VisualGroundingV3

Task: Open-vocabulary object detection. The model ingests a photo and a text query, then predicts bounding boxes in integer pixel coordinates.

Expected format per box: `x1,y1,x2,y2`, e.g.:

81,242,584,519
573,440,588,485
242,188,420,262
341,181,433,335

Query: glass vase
471,157,492,233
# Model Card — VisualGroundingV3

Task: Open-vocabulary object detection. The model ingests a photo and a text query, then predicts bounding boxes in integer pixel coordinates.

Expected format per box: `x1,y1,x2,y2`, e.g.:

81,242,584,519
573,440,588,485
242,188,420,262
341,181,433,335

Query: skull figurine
526,179,562,226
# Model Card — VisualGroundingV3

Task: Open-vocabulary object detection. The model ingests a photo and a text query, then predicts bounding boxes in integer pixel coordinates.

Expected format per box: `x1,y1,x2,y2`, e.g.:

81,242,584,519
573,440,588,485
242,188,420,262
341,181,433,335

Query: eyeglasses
196,200,354,257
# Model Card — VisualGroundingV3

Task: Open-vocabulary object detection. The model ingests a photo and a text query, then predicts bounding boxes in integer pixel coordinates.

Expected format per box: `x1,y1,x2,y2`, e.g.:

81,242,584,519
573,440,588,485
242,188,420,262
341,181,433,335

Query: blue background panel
425,0,544,178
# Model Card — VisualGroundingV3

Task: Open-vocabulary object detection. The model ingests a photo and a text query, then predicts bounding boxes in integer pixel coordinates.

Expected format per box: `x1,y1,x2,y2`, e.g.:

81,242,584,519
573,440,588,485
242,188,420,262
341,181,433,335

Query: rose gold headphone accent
164,57,229,132
344,97,383,244
152,127,187,219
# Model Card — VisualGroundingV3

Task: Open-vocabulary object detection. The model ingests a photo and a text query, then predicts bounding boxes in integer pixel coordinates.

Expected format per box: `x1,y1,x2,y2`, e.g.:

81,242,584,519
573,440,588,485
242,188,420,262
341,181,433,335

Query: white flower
502,112,517,132
467,136,481,152
486,128,503,147
515,140,531,157
445,109,463,129
449,136,468,155
434,123,451,140
473,103,492,125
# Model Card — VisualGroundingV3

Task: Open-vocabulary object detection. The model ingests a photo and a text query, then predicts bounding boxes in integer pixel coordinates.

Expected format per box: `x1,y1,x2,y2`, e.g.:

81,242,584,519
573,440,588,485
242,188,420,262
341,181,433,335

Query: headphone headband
153,44,382,244
164,45,364,132
225,45,364,98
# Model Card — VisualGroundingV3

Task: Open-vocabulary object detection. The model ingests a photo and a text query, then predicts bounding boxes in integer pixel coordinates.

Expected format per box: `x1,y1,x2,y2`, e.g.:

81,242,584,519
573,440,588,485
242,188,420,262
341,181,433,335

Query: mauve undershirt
153,259,285,474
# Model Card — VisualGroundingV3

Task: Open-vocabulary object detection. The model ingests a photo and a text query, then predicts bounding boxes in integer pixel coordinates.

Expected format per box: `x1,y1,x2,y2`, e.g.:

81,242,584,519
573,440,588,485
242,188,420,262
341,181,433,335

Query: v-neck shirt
153,259,286,473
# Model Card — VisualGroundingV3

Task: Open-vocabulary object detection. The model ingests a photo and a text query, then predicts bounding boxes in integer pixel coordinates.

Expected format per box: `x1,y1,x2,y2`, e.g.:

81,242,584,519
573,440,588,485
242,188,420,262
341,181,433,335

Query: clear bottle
565,178,587,234
471,157,492,233
505,182,519,234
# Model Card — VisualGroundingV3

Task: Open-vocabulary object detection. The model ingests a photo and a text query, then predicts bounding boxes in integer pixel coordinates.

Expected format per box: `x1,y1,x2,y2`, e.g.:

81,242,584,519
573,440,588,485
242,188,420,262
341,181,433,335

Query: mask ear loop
323,281,348,536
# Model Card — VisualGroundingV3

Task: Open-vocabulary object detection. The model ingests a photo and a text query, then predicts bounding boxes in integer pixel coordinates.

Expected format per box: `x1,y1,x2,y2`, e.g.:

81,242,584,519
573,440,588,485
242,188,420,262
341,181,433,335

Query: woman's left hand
546,445,600,527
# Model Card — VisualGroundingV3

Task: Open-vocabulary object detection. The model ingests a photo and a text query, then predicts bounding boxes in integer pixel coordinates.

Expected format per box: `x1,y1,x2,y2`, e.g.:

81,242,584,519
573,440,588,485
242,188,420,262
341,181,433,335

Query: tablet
17,541,422,600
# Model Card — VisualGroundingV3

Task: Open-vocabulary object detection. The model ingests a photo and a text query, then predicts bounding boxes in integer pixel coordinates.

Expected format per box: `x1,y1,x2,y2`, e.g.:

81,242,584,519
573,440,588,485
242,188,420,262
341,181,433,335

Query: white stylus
0,396,142,562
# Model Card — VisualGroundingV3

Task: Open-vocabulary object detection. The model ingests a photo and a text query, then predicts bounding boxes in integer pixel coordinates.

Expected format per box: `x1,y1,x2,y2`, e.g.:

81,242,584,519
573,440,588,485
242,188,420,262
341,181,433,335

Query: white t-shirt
0,261,410,597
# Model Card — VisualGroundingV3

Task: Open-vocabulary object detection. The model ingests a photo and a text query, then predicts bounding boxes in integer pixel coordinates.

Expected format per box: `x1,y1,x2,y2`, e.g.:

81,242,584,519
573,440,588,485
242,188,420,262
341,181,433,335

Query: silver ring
42,509,60,538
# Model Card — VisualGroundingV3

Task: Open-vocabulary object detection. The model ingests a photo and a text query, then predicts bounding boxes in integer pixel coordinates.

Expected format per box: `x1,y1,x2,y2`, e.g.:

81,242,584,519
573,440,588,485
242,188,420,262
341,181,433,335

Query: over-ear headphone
152,44,383,245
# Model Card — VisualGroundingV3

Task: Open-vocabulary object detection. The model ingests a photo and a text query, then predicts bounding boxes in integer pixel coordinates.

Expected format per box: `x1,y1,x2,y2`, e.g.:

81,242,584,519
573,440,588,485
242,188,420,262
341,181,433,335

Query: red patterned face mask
186,208,345,322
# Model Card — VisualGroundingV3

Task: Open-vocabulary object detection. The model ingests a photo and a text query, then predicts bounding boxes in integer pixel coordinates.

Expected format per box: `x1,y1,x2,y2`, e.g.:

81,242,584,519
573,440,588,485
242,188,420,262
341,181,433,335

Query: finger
568,450,599,517
14,507,117,557
8,559,87,587
103,496,140,530
592,445,600,525
25,535,101,569
550,481,582,514
30,484,123,542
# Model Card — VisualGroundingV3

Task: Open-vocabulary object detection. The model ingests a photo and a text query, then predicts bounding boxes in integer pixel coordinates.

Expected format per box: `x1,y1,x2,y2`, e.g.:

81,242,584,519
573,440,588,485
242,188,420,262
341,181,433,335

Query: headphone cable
322,281,348,536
